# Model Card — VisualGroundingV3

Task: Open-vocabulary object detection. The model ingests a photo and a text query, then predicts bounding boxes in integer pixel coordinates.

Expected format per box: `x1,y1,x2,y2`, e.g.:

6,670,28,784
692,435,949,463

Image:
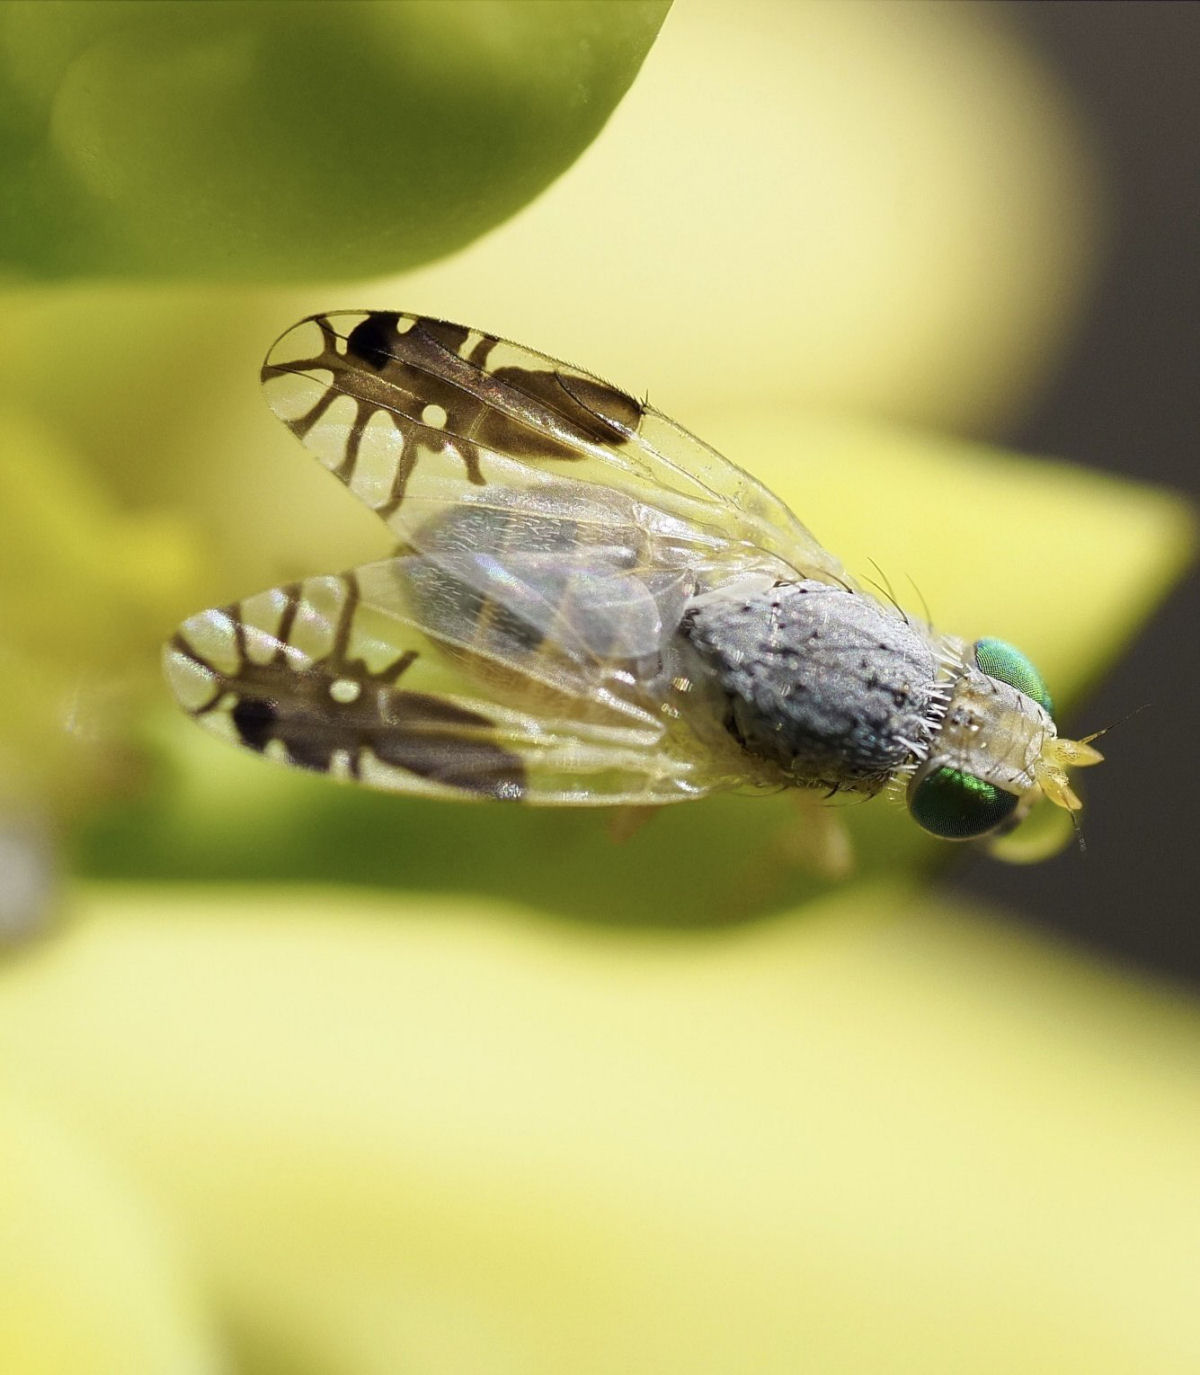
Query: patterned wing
260,310,853,591
164,481,762,805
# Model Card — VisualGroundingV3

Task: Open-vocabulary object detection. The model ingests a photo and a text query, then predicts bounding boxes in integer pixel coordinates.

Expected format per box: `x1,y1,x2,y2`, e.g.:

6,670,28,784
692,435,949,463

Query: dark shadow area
958,3,1200,983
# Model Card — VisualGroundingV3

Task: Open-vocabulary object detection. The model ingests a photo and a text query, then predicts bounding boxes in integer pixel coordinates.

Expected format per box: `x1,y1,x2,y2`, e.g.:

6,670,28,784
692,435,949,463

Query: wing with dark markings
260,310,853,590
163,547,741,805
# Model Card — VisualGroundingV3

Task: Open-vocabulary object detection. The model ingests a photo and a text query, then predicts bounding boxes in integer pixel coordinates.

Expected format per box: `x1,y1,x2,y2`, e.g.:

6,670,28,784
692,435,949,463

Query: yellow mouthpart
1034,734,1105,812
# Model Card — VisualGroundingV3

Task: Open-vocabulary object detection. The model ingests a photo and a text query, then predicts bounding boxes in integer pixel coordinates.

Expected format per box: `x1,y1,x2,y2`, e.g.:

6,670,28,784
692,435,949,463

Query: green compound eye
907,765,1020,840
973,637,1054,715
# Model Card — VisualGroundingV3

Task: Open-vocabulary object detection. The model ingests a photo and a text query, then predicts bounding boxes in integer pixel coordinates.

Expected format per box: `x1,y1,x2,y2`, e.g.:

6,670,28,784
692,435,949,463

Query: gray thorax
675,579,946,792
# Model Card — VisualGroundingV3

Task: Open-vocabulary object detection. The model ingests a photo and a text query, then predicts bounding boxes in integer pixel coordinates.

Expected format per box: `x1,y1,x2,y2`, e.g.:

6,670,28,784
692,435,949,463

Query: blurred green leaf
0,403,201,814
0,0,670,280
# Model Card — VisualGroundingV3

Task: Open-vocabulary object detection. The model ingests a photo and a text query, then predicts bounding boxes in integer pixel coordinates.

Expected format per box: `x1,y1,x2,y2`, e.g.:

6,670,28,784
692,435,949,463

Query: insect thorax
675,580,945,793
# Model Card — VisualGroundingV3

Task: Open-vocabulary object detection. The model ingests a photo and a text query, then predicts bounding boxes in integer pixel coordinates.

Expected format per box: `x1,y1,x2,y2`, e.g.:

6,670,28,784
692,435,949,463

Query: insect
164,311,1102,860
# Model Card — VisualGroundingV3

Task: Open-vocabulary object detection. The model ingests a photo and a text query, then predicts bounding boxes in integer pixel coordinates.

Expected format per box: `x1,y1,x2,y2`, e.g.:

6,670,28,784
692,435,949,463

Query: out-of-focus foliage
399,0,1104,434
0,405,199,814
6,885,1200,1374
0,0,669,280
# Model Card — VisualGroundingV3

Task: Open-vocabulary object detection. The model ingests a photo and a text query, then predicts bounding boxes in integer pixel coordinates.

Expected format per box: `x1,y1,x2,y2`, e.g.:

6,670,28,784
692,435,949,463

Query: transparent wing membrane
261,311,851,587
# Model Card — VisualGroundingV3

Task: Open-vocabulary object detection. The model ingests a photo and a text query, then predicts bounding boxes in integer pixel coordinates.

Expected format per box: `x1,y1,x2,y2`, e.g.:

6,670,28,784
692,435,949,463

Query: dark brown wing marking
261,312,644,519
262,310,858,592
167,575,526,800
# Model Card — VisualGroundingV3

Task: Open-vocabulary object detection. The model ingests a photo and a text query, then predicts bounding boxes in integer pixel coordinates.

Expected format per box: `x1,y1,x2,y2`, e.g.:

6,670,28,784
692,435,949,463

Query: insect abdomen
404,485,692,693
